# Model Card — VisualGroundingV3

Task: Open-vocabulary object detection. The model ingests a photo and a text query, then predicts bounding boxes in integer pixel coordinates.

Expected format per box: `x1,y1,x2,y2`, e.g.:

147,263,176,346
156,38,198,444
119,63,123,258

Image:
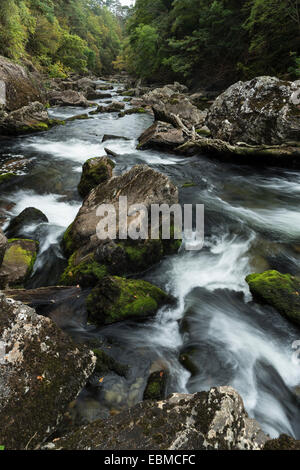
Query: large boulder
62,165,180,279
78,156,115,199
246,270,300,326
0,293,95,449
42,386,269,450
0,228,7,267
206,77,300,145
48,89,93,107
0,55,45,112
5,207,48,239
138,121,185,151
0,238,38,288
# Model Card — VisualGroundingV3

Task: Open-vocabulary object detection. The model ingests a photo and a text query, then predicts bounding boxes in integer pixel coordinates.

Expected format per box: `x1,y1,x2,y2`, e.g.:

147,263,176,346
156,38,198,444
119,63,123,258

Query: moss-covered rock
246,270,300,326
86,276,172,326
0,238,38,288
62,222,76,258
263,434,300,450
78,156,115,198
143,370,167,401
60,252,107,288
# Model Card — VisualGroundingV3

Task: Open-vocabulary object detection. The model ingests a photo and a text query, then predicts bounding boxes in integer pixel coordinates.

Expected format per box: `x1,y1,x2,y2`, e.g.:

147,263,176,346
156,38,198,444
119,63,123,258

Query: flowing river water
1,81,300,439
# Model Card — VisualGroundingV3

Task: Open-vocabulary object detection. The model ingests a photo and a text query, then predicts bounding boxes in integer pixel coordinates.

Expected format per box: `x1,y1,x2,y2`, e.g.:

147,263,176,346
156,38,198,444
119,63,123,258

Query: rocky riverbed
0,55,300,449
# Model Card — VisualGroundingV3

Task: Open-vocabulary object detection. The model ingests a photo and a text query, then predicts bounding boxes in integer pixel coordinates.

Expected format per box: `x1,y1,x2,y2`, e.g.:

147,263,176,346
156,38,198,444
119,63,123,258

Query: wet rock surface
138,121,185,151
78,156,115,198
42,387,269,450
0,293,95,449
0,238,38,288
5,207,48,239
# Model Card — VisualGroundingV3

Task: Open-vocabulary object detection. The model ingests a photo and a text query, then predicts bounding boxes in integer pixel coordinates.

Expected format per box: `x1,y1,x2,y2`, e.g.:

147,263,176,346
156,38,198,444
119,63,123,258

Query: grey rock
0,293,96,449
206,76,300,145
42,386,269,450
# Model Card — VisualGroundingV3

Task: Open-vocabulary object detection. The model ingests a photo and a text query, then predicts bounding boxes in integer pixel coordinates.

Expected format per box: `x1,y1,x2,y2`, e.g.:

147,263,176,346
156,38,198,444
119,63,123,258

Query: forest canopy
0,0,128,76
124,0,300,87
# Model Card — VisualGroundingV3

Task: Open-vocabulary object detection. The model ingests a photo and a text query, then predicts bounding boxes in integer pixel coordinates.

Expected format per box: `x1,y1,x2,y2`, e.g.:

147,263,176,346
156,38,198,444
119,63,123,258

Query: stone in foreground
42,387,269,450
246,270,300,326
0,294,95,449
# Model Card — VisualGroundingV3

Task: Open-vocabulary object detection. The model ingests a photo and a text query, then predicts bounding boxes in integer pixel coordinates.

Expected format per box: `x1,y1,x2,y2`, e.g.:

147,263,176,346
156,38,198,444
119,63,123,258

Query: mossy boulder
143,370,168,401
246,270,300,326
60,252,107,288
78,156,115,198
0,238,38,288
86,276,172,326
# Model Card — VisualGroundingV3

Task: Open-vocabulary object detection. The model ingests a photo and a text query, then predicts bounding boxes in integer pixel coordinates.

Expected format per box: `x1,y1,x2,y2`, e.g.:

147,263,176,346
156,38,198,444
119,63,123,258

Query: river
1,80,300,439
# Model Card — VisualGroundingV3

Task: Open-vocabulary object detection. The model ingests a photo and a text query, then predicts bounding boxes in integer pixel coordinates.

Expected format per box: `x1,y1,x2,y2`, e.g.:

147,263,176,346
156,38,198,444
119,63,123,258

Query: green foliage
126,0,300,85
0,0,124,75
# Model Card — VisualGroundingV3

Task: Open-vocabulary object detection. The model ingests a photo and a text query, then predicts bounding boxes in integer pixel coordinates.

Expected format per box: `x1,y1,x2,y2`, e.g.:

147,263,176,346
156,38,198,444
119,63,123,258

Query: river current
1,81,300,438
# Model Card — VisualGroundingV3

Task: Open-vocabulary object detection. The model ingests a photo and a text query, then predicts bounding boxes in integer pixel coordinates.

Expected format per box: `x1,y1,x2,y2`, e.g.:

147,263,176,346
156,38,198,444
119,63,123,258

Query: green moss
86,276,171,326
0,173,16,184
67,114,90,122
143,370,167,401
60,252,107,288
62,223,75,257
246,270,300,326
3,239,37,277
21,122,49,133
122,239,163,272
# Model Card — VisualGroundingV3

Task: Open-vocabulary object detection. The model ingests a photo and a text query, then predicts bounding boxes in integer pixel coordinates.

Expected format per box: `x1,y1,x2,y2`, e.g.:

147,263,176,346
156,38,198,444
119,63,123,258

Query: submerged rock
138,121,185,151
246,270,300,326
143,370,168,401
42,386,269,450
102,134,130,142
0,293,95,449
86,276,172,326
5,207,48,239
78,156,115,198
0,238,38,288
206,76,300,145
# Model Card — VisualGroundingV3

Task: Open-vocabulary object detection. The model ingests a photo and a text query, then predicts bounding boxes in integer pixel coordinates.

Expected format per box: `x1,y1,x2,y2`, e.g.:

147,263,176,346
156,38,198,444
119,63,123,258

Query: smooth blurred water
1,81,300,437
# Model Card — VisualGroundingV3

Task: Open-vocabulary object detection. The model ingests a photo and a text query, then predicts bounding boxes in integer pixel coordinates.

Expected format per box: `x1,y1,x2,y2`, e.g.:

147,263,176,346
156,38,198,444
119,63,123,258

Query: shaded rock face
48,89,92,107
0,294,96,449
246,270,300,326
0,55,45,112
64,165,179,270
5,207,48,239
78,156,115,198
138,121,185,151
0,228,7,267
206,77,300,145
0,239,38,288
142,84,206,129
43,387,269,450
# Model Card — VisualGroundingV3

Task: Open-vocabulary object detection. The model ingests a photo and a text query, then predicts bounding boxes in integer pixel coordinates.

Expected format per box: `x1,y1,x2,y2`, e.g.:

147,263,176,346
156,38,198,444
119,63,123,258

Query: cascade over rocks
206,77,300,145
0,293,96,450
42,386,270,450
